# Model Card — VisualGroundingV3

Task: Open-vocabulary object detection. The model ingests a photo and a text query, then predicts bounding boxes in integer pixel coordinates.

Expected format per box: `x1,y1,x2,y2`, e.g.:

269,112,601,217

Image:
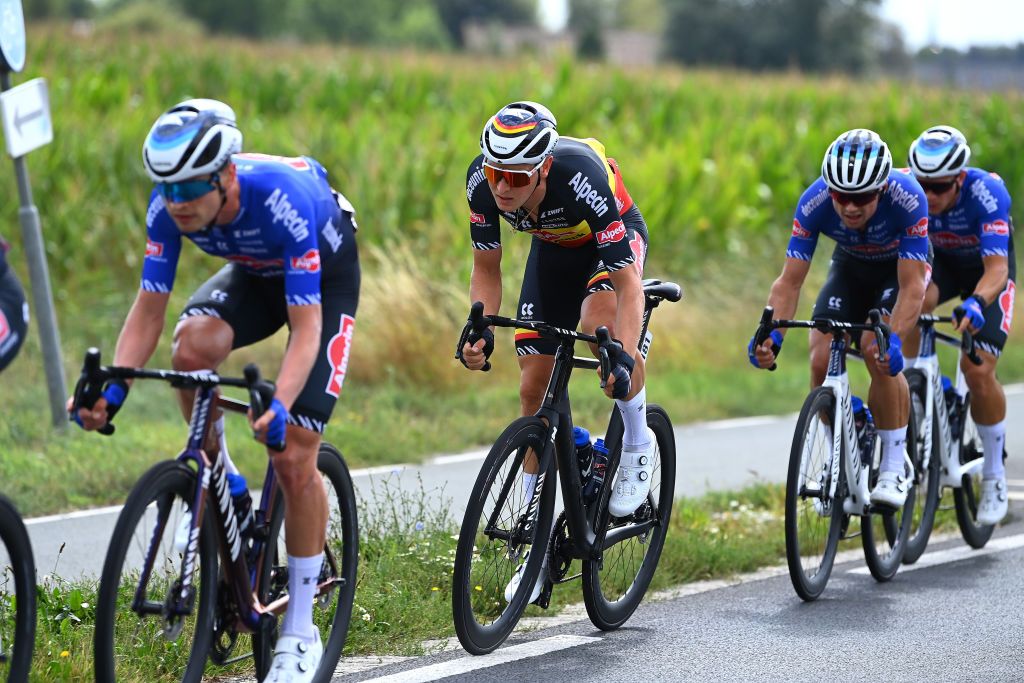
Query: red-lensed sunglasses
919,178,958,195
482,160,543,188
830,189,881,207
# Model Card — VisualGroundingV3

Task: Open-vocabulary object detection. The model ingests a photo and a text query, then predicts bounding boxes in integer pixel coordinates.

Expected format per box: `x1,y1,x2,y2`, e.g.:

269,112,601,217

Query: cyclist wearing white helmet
750,128,931,509
461,101,651,603
72,98,361,682
905,125,1015,524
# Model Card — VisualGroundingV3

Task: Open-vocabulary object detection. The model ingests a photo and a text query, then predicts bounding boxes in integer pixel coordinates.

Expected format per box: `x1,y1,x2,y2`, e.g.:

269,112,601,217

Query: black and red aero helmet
480,101,559,166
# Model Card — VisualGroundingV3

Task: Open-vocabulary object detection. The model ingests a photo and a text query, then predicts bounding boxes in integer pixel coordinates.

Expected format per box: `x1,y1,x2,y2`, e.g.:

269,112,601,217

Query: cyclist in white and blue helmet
75,98,361,682
905,125,1015,525
750,128,930,510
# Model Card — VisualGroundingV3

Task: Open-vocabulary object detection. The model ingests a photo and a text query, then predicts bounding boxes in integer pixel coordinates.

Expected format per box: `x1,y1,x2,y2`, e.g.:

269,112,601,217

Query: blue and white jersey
142,153,355,306
787,170,930,263
926,167,1013,263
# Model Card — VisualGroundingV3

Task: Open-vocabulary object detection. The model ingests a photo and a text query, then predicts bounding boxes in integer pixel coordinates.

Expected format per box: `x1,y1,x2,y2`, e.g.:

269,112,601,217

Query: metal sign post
1,1,67,428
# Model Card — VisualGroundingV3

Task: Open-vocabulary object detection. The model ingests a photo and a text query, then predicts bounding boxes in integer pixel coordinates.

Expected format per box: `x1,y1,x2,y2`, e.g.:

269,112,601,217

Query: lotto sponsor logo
568,172,610,217
791,219,811,239
290,249,321,273
325,314,356,398
596,221,626,244
906,217,928,238
983,219,1010,236
1000,281,1016,334
470,211,486,224
264,188,311,242
145,239,164,258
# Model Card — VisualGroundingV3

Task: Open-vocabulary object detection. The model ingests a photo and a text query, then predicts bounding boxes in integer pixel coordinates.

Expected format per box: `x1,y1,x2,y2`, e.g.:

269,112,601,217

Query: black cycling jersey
0,238,28,373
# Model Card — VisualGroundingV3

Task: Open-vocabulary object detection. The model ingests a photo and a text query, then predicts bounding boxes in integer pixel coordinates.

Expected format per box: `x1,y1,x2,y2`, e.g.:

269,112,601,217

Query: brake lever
754,306,778,372
596,327,612,387
458,301,492,372
961,331,983,366
244,364,285,452
868,309,889,361
70,348,115,435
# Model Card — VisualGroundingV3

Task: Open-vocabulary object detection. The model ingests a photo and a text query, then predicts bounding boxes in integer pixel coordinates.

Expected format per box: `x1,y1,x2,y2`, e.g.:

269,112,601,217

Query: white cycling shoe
173,513,193,554
977,476,1009,525
504,549,546,604
608,430,656,518
267,627,323,683
870,470,909,509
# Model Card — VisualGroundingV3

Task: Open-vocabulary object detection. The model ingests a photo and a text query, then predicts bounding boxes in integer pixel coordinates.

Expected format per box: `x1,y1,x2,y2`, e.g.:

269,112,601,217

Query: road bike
903,314,996,558
0,492,35,683
451,279,682,654
70,349,358,682
753,308,918,601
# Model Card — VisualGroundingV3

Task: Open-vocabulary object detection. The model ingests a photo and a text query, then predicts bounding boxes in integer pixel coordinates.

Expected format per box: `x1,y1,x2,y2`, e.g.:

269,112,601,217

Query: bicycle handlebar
70,348,285,451
915,314,983,366
753,307,892,370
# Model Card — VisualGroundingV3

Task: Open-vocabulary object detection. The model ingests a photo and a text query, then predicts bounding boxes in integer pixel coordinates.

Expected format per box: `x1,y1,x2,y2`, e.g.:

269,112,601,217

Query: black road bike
71,350,358,682
0,492,35,683
452,279,682,654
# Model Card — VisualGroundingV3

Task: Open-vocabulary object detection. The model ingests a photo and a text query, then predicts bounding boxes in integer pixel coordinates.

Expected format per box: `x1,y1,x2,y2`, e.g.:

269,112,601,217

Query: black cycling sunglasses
919,178,958,195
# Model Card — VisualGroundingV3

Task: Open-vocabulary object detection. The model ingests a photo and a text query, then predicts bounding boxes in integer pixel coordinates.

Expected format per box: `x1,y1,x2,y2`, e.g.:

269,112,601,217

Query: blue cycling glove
262,397,289,450
748,330,783,368
883,332,904,376
72,379,128,429
953,294,986,331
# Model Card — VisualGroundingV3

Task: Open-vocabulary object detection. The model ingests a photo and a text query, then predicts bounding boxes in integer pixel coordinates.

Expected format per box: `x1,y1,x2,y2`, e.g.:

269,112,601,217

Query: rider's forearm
274,316,321,410
766,278,802,331
889,285,926,340
613,278,645,359
113,295,166,370
470,263,502,317
972,256,1009,307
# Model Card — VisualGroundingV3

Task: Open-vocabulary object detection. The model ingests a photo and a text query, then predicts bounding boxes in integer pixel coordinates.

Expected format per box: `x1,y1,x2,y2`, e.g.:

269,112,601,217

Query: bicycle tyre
0,493,35,683
902,369,940,564
861,393,917,582
452,416,556,655
582,405,675,630
254,443,359,682
785,387,845,601
94,460,218,683
953,393,995,548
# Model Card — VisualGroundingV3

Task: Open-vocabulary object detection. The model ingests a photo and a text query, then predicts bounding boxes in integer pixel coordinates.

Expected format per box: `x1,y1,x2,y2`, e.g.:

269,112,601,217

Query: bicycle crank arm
263,577,346,615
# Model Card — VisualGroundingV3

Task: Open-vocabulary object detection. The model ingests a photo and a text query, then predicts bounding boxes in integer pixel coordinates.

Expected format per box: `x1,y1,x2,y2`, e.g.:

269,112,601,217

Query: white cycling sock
523,472,538,504
213,416,240,476
281,553,323,643
616,387,649,450
976,420,1007,479
878,427,908,474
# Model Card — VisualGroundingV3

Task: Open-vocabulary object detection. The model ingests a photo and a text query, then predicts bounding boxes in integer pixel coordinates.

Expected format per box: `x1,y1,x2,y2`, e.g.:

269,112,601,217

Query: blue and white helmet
143,98,242,183
821,128,892,193
908,125,971,179
480,101,559,165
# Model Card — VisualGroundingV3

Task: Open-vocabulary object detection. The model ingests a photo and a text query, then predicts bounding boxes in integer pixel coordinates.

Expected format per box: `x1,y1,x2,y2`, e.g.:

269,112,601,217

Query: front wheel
953,393,995,548
452,417,556,655
94,460,218,683
582,405,675,630
785,387,845,601
902,370,940,564
0,494,36,683
254,443,359,682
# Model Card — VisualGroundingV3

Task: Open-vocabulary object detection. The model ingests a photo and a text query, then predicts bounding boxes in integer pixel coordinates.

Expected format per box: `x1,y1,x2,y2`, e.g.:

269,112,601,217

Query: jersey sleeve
971,173,1012,258
566,154,635,271
281,189,323,306
897,181,930,261
140,193,182,294
786,183,826,261
466,158,502,251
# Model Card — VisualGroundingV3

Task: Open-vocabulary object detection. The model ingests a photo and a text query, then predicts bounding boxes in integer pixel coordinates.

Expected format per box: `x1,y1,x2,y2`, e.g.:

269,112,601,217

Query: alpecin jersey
466,137,640,272
141,153,355,306
787,169,930,263
925,167,1013,265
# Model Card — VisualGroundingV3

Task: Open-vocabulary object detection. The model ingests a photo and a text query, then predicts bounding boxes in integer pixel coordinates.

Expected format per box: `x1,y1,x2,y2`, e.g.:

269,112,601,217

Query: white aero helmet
480,101,559,166
143,98,242,183
821,128,892,193
908,125,971,178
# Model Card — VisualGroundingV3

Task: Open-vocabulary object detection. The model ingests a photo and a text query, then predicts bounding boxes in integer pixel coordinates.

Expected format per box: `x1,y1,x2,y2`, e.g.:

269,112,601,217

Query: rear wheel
902,370,940,564
0,494,35,683
953,393,995,548
582,405,676,630
785,387,845,601
452,417,556,654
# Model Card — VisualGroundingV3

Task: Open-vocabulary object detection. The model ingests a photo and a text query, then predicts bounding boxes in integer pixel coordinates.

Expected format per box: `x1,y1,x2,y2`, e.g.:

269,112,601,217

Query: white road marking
1006,491,1024,502
360,635,601,683
847,532,1024,575
430,449,489,466
704,415,790,431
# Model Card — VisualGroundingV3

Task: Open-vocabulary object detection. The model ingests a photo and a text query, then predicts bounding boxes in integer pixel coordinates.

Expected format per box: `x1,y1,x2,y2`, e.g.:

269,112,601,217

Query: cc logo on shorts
828,296,843,310
521,303,534,318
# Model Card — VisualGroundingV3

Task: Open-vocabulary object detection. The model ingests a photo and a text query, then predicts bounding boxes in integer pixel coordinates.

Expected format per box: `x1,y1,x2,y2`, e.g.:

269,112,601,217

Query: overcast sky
538,0,1024,50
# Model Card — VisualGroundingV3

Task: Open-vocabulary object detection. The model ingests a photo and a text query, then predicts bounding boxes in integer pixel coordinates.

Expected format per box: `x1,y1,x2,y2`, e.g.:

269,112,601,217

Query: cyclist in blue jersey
460,101,652,602
0,236,29,373
749,129,931,509
71,99,359,681
904,125,1015,524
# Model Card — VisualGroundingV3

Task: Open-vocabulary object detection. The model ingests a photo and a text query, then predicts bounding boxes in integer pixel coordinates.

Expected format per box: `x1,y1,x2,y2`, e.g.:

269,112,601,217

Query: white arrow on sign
0,77,53,158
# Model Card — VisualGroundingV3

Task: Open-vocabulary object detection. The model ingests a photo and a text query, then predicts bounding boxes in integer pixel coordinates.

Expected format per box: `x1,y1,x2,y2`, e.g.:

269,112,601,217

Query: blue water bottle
573,426,594,485
851,395,876,466
582,438,609,503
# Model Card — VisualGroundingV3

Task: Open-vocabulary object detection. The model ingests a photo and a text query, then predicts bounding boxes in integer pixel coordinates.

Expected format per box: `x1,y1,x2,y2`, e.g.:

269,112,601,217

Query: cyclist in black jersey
460,101,653,602
0,236,29,373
